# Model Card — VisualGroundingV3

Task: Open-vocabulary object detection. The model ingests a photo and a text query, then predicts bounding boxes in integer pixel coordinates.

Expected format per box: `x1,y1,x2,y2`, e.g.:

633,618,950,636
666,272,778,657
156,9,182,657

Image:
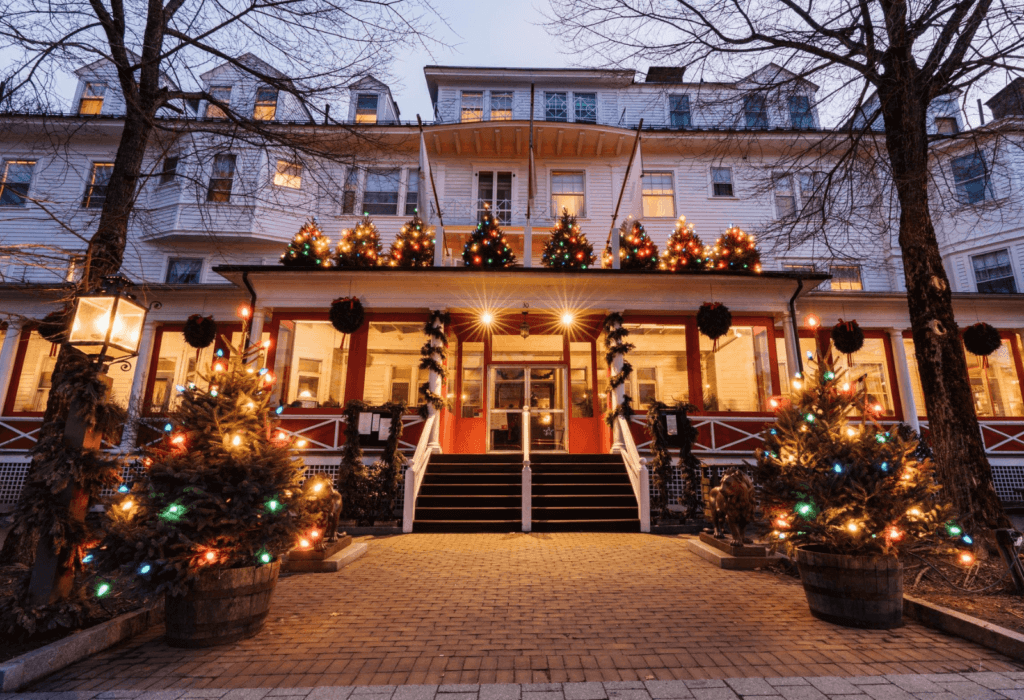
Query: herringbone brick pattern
32,534,1023,693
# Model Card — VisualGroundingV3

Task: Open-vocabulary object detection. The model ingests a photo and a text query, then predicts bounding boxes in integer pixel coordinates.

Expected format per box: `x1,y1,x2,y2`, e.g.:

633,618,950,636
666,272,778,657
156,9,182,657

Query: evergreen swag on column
418,310,452,418
281,218,332,268
463,207,517,268
646,401,702,523
603,312,635,425
604,220,658,270
659,216,708,272
335,216,381,268
542,208,596,270
387,215,435,268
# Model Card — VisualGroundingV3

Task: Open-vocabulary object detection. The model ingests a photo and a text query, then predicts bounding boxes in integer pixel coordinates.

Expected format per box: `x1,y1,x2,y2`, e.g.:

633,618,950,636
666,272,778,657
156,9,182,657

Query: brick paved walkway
31,534,1024,692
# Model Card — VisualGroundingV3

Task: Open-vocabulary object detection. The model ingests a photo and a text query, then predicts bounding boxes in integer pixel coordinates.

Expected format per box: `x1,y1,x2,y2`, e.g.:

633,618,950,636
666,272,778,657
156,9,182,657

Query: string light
258,551,272,564
95,582,111,597
823,371,835,381
138,563,151,575
204,551,216,562
121,500,134,510
266,499,281,512
959,551,975,566
804,314,820,328
846,521,860,533
232,434,242,446
481,312,494,325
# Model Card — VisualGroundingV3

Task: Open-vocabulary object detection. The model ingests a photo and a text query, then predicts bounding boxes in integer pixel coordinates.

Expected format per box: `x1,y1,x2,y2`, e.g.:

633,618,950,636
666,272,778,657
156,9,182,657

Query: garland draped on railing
646,401,703,522
337,400,407,525
418,310,452,419
603,312,635,426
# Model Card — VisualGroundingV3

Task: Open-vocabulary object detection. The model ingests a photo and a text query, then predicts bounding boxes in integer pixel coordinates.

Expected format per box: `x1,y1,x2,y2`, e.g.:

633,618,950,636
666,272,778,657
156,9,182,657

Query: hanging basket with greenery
329,297,365,334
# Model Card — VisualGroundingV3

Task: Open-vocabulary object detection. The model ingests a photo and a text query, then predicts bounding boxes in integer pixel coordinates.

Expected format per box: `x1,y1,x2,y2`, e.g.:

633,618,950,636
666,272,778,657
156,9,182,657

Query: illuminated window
625,324,689,410
364,322,425,405
12,331,57,411
79,82,106,115
147,330,262,412
355,94,378,123
669,94,691,127
701,326,772,411
830,265,863,290
773,174,795,218
833,338,895,414
574,93,597,123
711,167,733,197
206,154,236,202
272,321,348,408
461,91,483,122
363,169,400,215
461,341,483,418
82,163,114,208
253,87,278,120
0,160,35,206
551,171,585,217
905,336,1024,417
642,172,674,218
273,160,302,189
205,86,232,119
490,92,513,121
776,336,820,396
545,92,567,122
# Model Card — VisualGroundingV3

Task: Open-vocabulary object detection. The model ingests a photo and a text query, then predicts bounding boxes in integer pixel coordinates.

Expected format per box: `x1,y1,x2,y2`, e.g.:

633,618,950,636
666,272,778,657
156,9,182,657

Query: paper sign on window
666,414,678,436
358,412,373,434
378,417,391,442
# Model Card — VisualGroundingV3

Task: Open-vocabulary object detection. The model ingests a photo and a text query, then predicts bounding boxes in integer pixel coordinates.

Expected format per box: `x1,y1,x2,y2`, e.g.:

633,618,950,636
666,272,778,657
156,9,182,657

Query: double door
488,365,567,452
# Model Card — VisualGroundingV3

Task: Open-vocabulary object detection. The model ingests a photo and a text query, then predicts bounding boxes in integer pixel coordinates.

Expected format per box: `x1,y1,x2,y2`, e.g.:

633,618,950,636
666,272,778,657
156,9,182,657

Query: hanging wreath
696,302,732,343
183,314,217,349
37,306,72,343
831,319,864,355
963,322,1002,357
329,297,365,334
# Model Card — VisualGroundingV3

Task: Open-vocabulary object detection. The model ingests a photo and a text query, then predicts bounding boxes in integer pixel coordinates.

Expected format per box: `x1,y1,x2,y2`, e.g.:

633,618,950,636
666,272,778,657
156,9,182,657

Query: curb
0,602,163,692
903,594,1024,661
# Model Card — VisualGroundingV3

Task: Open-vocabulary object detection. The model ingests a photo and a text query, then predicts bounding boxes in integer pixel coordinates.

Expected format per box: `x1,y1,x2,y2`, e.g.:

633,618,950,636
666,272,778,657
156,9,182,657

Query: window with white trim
551,171,585,217
574,93,597,123
362,169,400,215
773,173,795,217
205,86,232,119
669,94,691,127
273,160,302,189
800,171,825,216
972,249,1017,293
743,94,768,128
478,171,513,222
788,96,813,128
461,91,483,122
952,151,991,205
159,156,179,185
935,117,958,135
829,264,863,290
342,167,359,214
82,162,114,208
0,160,35,206
711,167,733,197
545,92,568,122
253,87,278,121
642,171,674,218
166,257,204,284
490,92,513,121
355,94,379,123
206,154,236,202
79,82,106,115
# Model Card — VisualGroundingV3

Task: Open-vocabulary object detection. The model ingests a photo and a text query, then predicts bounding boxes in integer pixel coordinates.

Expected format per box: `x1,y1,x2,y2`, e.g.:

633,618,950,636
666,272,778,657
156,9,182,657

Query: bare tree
544,0,1024,529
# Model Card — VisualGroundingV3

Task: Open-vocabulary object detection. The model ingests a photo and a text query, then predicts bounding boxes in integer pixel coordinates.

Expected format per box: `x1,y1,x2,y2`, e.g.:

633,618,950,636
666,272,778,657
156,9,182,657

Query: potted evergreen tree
755,359,973,629
100,323,315,647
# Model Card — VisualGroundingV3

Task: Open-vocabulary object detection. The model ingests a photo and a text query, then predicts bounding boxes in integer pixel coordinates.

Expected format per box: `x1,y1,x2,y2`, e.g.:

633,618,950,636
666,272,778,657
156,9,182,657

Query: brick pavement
29,534,1024,692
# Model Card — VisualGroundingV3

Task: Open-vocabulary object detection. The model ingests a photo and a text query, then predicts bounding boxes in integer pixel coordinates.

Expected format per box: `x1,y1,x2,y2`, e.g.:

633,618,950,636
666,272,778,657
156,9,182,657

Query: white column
889,328,920,432
119,320,157,449
610,225,621,270
0,321,24,409
524,221,533,268
433,226,445,267
781,312,800,385
610,314,626,451
248,304,266,349
521,461,532,533
426,311,444,452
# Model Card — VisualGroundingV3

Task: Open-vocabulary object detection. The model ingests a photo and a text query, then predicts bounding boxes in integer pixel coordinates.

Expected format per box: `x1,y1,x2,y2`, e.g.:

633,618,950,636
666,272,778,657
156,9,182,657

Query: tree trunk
878,78,1009,531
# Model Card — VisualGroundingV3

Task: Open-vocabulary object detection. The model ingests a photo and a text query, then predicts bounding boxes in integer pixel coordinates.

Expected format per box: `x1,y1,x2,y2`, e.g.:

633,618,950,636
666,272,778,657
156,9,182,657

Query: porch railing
615,414,651,532
402,411,438,533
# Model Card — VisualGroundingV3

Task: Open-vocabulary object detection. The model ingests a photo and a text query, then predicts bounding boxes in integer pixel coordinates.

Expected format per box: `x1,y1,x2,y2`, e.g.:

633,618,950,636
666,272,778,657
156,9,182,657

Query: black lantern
68,276,150,365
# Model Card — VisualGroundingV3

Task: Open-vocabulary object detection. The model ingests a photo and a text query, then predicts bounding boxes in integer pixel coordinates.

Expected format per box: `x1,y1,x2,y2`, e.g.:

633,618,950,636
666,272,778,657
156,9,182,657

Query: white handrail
522,406,531,533
402,411,438,533
615,415,651,533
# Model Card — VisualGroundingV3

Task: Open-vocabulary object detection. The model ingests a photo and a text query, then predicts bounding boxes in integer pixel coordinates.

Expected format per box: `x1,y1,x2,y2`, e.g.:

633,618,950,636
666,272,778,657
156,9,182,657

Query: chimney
985,77,1024,120
645,67,685,83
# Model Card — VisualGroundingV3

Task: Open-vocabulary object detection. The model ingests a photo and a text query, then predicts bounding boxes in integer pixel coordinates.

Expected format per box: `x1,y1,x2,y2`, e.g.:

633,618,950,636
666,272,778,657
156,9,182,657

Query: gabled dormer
347,76,400,124
851,91,964,135
734,64,819,130
73,55,187,118
197,54,314,123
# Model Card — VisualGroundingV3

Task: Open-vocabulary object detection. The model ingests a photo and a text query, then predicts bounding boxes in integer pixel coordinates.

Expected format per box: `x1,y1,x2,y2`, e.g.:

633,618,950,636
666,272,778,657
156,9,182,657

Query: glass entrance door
488,365,568,452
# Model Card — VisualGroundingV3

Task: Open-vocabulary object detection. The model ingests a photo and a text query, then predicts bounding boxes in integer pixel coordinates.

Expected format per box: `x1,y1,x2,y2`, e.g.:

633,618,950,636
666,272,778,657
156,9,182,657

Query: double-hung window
0,160,35,206
800,171,825,215
551,171,585,217
206,154,236,202
642,171,674,218
574,93,597,123
972,249,1017,293
79,82,107,115
743,94,768,128
362,169,400,215
405,169,419,216
274,160,302,189
166,258,203,284
342,167,359,214
490,92,513,120
478,171,513,222
355,94,379,123
253,87,278,120
952,151,991,205
461,91,483,122
545,92,568,122
773,174,795,217
788,96,814,128
669,94,691,127
205,86,232,119
159,156,179,185
711,167,733,197
82,162,114,208
830,265,863,290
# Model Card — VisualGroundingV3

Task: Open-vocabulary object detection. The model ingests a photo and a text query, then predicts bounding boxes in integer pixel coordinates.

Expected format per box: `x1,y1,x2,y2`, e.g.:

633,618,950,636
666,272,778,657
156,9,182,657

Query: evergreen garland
659,216,708,272
708,226,762,272
645,401,704,523
675,406,704,521
337,400,407,525
335,216,382,268
338,400,369,523
603,220,659,270
367,401,407,523
541,209,596,270
602,312,635,425
387,215,435,268
463,208,517,268
418,310,452,418
281,218,332,268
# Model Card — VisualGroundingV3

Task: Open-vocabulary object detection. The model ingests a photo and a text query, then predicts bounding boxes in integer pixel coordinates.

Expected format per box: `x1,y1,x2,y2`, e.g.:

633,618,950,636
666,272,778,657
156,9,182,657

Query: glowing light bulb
232,434,242,446
888,527,903,541
171,434,186,445
846,521,859,533
959,551,975,566
205,551,216,562
842,383,850,391
299,538,311,548
259,552,272,564
804,314,820,328
139,564,151,575
846,428,856,437
121,500,133,510
296,439,308,448
561,312,574,326
310,529,320,539
96,583,111,597
481,312,494,325
907,507,922,517
238,305,251,319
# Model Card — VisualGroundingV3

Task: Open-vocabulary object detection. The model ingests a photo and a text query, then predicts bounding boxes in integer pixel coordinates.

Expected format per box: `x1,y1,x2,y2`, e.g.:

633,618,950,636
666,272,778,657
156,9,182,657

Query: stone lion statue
708,468,756,544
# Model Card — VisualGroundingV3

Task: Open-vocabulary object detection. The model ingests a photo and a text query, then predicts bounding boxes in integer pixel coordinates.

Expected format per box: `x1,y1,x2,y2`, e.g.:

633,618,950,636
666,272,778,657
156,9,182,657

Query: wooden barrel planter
795,546,903,629
164,561,280,648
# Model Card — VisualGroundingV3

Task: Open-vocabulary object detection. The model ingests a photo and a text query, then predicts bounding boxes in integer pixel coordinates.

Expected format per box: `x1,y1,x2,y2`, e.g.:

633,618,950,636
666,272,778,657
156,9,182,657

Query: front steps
412,453,640,533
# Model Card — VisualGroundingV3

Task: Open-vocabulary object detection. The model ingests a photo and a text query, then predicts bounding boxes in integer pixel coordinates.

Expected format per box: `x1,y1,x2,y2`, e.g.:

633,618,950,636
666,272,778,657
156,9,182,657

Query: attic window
205,86,232,119
79,82,107,115
356,94,378,123
935,117,958,135
254,87,278,120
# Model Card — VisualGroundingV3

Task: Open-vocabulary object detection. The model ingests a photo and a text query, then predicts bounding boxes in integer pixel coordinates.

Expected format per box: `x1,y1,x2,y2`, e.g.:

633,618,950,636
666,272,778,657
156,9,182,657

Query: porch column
780,312,800,385
433,226,445,267
610,312,626,452
119,320,157,449
888,328,920,432
0,321,24,409
248,305,267,352
524,221,533,268
426,310,444,452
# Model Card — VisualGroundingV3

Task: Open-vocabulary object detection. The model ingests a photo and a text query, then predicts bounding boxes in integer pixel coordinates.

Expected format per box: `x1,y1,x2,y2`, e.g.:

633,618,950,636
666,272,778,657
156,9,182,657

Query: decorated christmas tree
755,358,972,558
100,317,315,596
280,218,332,268
708,226,761,273
462,206,516,268
335,216,382,268
542,208,596,270
659,216,708,272
603,219,658,270
386,215,435,267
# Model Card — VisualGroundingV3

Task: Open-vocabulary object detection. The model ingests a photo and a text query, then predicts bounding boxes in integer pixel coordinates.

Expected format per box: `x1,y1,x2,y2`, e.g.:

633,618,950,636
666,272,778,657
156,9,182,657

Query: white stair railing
522,406,531,533
402,411,439,533
614,415,651,533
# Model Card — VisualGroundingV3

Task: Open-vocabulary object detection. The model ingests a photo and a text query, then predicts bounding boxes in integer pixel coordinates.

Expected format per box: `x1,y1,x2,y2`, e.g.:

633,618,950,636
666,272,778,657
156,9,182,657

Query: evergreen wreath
831,319,865,355
962,322,1002,357
183,314,217,349
418,310,452,418
696,302,732,345
329,297,365,334
602,312,635,425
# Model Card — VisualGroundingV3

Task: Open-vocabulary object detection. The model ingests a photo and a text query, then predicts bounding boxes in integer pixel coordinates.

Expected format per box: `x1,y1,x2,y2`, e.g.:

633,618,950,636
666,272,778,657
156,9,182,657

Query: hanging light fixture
519,307,530,340
68,276,155,367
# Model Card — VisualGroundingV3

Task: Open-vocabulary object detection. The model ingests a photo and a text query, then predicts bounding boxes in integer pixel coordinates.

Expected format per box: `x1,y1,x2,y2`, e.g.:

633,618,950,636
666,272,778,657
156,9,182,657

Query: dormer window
461,91,483,122
545,92,568,122
254,87,278,120
935,117,958,135
743,95,768,128
788,96,814,129
490,92,513,121
205,86,232,119
669,95,691,127
79,82,107,115
356,94,379,123
574,93,597,123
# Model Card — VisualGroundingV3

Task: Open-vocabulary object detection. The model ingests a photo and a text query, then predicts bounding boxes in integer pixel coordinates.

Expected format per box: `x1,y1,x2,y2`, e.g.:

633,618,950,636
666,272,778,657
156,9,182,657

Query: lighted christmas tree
603,219,658,270
708,226,762,272
659,216,709,272
280,218,332,268
99,316,316,596
462,206,517,268
755,358,973,559
542,208,596,270
335,215,382,268
386,215,435,267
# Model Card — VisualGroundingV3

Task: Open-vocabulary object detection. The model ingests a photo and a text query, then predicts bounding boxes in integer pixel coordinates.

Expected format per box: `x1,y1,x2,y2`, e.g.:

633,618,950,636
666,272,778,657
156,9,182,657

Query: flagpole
608,119,644,270
525,84,536,268
418,114,446,267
